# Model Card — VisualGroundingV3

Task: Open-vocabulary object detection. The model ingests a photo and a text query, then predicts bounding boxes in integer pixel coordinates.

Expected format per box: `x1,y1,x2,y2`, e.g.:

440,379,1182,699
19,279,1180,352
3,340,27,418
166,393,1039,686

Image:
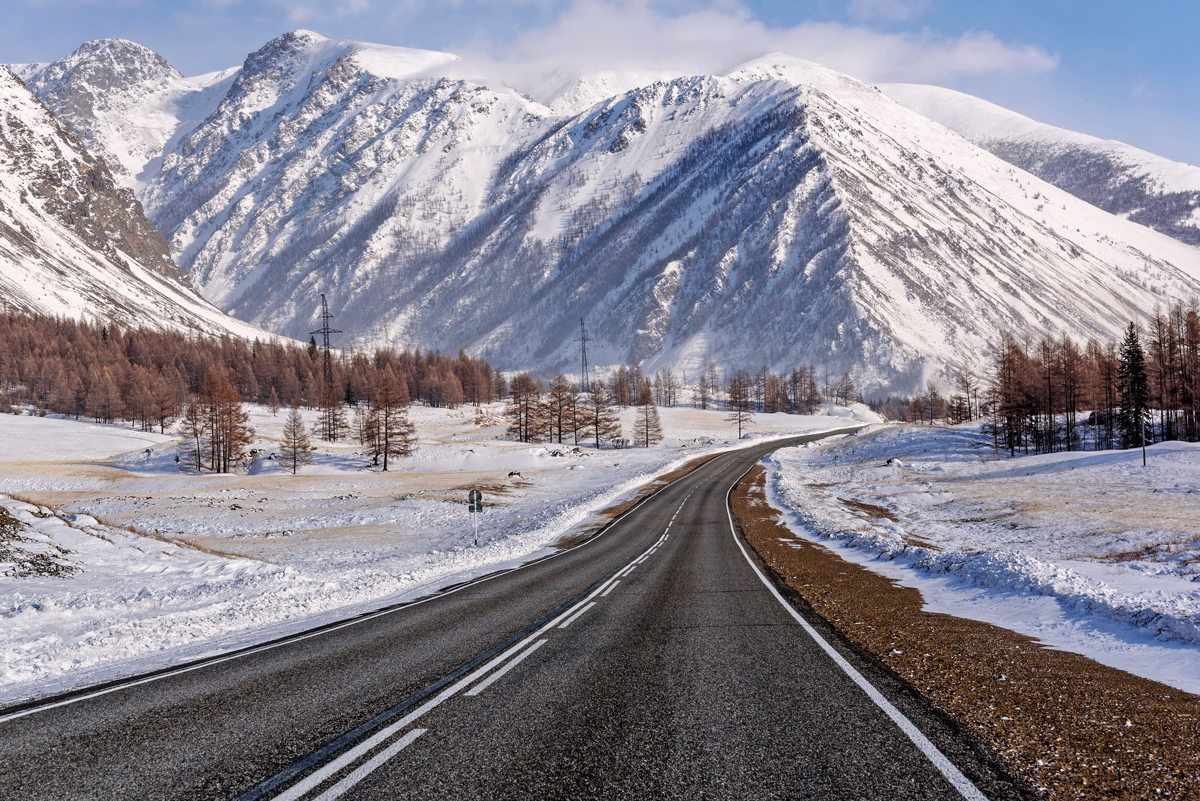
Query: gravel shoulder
733,465,1200,800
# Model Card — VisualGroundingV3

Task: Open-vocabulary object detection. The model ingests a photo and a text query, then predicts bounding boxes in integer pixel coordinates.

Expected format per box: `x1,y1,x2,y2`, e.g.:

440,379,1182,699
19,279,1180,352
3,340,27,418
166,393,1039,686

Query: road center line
269,634,548,801
557,602,596,629
466,640,547,697
310,729,426,801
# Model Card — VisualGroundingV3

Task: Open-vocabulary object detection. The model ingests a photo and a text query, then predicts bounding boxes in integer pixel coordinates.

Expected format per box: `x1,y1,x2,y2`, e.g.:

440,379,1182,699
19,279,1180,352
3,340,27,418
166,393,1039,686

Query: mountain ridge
10,36,1200,394
882,82,1200,248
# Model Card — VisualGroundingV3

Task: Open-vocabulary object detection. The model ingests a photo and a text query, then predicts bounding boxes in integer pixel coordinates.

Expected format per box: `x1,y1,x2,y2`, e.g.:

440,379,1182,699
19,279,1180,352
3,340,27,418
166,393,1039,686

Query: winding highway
0,431,1028,800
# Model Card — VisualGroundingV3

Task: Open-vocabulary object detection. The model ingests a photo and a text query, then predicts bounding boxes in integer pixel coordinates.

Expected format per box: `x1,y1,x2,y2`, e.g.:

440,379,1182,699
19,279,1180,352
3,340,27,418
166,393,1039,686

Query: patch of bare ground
838,496,897,521
4,493,249,561
552,452,726,549
733,466,1200,800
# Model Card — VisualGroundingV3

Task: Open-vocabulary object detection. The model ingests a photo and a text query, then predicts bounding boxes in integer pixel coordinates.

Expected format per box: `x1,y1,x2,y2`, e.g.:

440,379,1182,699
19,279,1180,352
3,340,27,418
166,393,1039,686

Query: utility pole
310,294,343,439
575,318,591,394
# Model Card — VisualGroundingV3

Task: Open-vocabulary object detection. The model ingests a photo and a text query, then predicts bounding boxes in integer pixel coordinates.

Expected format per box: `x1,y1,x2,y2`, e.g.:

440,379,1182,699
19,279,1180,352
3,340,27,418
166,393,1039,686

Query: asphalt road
0,431,1029,800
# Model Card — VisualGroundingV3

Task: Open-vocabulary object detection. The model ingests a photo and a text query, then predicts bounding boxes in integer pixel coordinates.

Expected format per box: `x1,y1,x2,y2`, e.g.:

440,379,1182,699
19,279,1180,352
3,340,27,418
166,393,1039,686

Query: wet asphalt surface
0,431,1028,800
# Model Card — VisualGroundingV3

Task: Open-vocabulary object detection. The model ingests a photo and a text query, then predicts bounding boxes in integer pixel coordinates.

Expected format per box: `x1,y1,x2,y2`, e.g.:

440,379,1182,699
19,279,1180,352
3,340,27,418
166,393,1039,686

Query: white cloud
457,0,1058,91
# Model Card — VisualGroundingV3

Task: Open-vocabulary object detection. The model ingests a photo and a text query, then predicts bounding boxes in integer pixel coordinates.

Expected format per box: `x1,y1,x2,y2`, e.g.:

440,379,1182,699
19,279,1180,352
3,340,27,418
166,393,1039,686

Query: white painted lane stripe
724,468,988,801
270,634,547,801
557,602,596,629
465,640,547,697
310,729,426,801
600,580,620,597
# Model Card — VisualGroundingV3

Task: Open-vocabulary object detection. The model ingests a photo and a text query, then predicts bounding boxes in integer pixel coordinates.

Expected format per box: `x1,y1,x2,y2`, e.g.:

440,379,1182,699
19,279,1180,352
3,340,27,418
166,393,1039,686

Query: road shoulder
733,465,1200,800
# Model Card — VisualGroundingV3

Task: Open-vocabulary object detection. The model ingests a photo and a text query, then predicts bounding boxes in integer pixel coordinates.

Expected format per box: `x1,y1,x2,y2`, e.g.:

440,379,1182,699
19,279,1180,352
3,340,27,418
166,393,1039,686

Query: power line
310,294,342,388
574,318,591,393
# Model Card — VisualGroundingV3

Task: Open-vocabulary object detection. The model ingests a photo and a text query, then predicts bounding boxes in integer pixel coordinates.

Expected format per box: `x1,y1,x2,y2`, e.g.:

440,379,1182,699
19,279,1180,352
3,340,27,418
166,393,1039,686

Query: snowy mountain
0,67,267,339
533,69,678,115
16,39,238,194
882,83,1200,247
14,33,1200,394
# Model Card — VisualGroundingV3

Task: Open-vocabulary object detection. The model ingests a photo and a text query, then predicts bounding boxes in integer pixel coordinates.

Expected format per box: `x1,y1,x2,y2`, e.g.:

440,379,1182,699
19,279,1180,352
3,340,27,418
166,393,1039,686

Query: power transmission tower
310,294,344,440
575,318,591,393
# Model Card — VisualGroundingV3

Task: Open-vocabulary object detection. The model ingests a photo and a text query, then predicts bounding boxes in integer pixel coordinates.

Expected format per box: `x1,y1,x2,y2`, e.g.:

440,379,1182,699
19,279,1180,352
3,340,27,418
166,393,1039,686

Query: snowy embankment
765,424,1200,694
0,402,878,705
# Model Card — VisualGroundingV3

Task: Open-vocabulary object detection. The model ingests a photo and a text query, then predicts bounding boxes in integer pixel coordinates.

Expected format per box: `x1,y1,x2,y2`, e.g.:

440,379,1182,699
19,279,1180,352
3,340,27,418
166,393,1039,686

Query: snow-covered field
0,402,875,705
765,424,1200,694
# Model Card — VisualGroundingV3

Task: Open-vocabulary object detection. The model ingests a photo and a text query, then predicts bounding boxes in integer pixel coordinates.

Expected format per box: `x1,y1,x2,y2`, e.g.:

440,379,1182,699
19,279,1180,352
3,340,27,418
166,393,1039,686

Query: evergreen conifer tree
1118,322,1149,449
280,402,313,475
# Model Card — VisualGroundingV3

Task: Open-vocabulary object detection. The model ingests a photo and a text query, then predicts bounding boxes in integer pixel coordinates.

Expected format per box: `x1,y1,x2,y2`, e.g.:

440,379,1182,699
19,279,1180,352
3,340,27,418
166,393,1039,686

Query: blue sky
4,0,1198,165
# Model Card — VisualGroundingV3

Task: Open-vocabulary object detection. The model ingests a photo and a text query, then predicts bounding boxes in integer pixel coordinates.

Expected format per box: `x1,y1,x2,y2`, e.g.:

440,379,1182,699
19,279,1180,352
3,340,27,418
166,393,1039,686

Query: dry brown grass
0,505,80,578
2,491,55,516
837,496,897,521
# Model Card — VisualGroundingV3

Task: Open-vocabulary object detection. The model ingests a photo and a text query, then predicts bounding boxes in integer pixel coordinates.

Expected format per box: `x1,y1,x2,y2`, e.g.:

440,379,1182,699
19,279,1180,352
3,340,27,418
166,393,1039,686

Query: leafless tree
369,376,416,470
726,370,755,438
585,380,622,449
634,383,663,447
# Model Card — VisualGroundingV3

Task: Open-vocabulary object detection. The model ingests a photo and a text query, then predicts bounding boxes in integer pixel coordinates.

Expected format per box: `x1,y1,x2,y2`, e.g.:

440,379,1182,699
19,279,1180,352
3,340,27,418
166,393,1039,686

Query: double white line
269,530,674,800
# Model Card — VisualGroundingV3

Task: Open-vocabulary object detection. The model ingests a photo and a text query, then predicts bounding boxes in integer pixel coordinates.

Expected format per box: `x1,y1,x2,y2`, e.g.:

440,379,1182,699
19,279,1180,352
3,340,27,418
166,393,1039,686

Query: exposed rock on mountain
883,83,1200,248
17,38,237,194
13,34,1200,393
0,66,266,339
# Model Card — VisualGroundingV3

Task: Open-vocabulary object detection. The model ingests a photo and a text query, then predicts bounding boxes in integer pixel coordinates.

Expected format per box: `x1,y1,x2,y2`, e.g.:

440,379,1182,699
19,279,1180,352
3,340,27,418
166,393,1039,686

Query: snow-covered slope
16,39,238,194
533,69,678,115
18,33,1200,393
882,83,1200,247
139,30,548,328
141,38,1200,393
0,67,268,339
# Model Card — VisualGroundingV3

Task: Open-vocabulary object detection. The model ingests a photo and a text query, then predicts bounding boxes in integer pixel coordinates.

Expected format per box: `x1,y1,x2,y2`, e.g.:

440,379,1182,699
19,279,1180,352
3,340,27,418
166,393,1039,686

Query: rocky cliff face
0,66,265,339
18,38,238,201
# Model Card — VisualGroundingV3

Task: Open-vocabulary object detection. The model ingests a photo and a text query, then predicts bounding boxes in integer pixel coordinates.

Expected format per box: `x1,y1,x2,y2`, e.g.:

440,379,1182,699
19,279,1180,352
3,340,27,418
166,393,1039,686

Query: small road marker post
468,489,483,545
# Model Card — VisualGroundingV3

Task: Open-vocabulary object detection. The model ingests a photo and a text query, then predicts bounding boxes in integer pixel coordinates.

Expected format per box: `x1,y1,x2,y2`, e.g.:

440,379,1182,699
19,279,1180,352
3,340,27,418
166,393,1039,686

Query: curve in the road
1,430,1026,801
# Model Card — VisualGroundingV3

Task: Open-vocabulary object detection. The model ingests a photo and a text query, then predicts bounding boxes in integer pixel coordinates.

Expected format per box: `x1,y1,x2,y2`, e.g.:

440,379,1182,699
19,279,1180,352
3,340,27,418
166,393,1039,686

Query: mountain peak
245,29,459,84
0,65,262,337
25,38,182,91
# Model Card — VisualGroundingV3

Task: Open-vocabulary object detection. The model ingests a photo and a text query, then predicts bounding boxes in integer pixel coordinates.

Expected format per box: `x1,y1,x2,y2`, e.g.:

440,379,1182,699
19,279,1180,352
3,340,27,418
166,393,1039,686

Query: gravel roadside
733,465,1200,800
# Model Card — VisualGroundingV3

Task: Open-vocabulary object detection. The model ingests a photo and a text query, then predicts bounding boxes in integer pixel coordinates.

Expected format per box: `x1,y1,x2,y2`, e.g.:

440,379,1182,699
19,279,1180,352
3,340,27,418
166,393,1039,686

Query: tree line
504,373,645,449
904,300,1199,456
0,313,498,473
501,366,773,449
0,313,501,433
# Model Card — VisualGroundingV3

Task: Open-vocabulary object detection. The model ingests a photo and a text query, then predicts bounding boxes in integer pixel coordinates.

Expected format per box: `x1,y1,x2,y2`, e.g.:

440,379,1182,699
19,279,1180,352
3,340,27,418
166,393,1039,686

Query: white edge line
600,580,620,597
311,728,427,801
724,459,988,801
465,639,547,697
557,601,596,630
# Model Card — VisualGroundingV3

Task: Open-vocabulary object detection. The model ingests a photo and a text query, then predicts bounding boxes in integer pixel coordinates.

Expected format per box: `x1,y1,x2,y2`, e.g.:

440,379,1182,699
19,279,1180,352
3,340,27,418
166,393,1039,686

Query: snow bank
764,424,1200,693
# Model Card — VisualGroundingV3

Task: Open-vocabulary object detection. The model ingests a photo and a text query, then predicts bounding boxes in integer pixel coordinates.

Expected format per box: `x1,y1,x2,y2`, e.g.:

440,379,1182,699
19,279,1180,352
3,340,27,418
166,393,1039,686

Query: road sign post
468,489,483,545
